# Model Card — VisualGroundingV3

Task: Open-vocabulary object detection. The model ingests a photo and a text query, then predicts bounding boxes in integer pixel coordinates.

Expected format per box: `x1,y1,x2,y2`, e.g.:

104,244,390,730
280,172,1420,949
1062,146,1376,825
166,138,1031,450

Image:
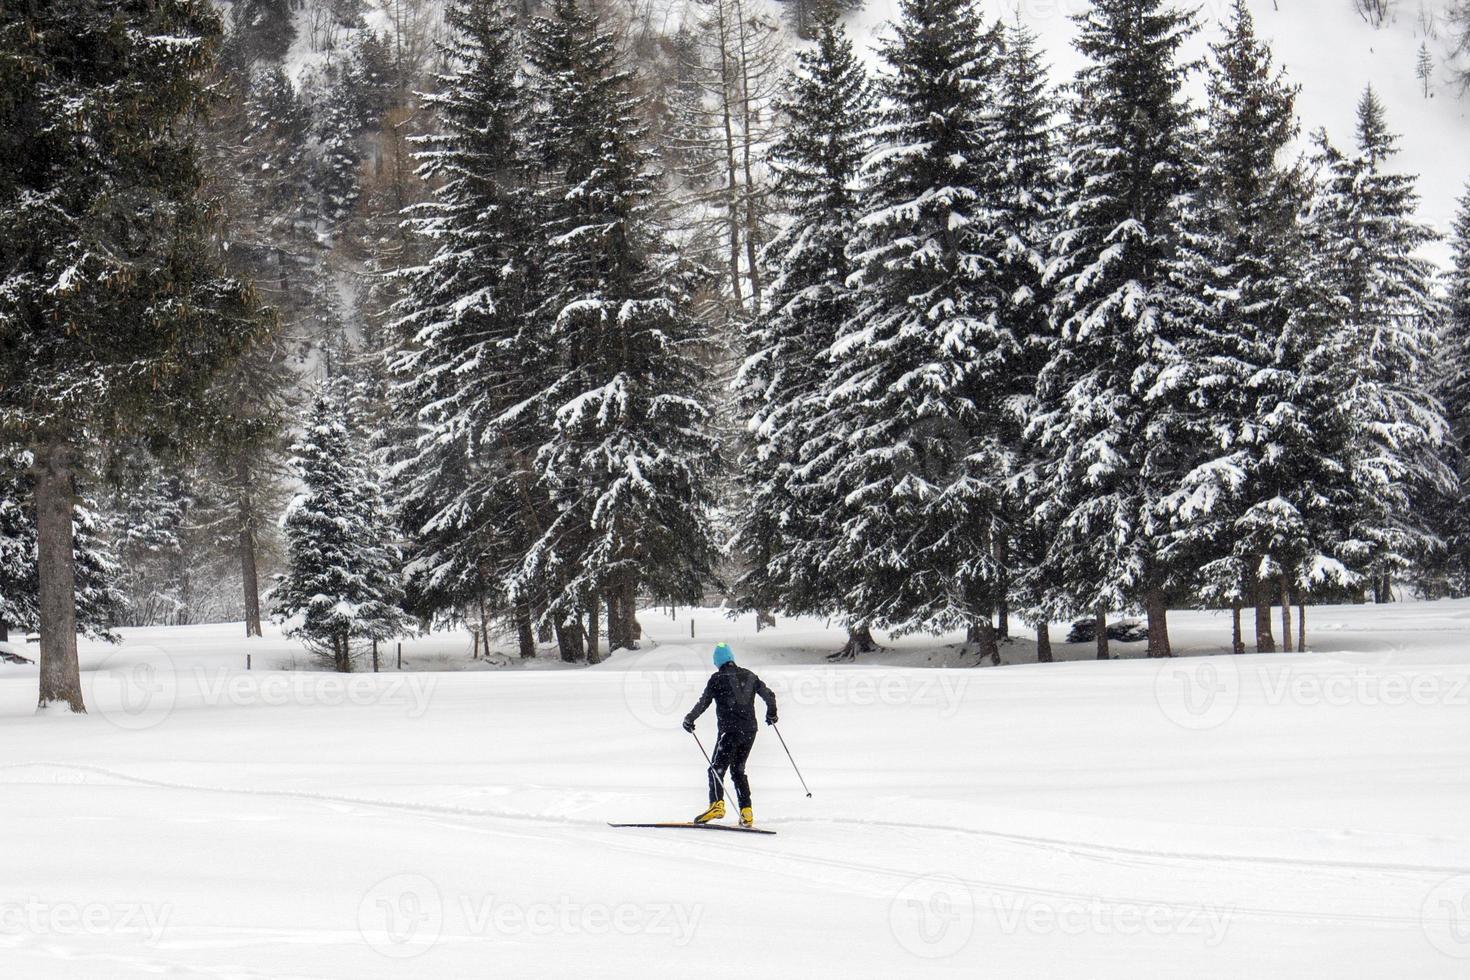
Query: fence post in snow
690,618,695,639
246,653,251,671
397,642,402,670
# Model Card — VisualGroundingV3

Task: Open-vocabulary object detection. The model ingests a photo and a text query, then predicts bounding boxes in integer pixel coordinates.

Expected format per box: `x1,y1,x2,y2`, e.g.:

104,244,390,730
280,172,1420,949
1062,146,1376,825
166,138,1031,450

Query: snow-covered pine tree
1158,0,1323,652
992,18,1062,661
316,66,365,227
520,0,720,663
1032,0,1199,658
393,0,548,657
1431,187,1470,595
0,450,122,644
0,1,265,711
814,0,1009,657
732,8,874,632
105,454,194,627
1302,88,1451,610
272,384,410,671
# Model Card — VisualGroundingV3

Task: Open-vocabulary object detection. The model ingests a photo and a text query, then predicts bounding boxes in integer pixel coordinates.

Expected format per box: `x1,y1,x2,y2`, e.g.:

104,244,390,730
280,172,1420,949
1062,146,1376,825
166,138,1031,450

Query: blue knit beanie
713,643,734,667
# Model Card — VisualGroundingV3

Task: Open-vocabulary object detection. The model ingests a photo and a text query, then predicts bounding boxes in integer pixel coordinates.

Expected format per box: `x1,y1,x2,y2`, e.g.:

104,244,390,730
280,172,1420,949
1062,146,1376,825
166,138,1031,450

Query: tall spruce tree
392,0,548,656
520,0,719,662
813,0,1009,656
0,1,264,710
1160,0,1322,652
1302,89,1451,609
272,383,409,671
1433,188,1470,595
733,9,874,634
1033,0,1199,658
993,18,1062,660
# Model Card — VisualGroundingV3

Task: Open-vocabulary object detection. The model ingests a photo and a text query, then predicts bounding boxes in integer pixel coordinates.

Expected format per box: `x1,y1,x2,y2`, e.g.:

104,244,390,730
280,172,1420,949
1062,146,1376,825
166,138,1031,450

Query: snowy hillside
2,601,1469,976
851,0,1470,261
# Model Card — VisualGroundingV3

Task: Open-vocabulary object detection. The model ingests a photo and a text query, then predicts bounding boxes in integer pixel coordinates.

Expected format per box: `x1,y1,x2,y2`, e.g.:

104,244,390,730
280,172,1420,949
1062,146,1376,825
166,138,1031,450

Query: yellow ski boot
693,800,725,824
739,807,755,828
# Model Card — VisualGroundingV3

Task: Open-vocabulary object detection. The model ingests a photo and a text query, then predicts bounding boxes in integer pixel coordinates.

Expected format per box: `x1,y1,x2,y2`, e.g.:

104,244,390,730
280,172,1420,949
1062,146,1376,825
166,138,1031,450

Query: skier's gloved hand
682,717,695,733
766,712,777,726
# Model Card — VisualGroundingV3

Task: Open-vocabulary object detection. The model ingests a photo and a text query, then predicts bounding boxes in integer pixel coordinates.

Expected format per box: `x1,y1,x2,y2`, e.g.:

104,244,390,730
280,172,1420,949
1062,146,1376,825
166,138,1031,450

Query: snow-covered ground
1,601,1468,977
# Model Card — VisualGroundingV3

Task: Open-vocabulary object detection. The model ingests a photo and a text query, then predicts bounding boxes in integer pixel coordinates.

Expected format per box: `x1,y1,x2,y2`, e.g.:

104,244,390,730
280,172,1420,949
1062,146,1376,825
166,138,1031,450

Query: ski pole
691,730,741,806
771,723,812,798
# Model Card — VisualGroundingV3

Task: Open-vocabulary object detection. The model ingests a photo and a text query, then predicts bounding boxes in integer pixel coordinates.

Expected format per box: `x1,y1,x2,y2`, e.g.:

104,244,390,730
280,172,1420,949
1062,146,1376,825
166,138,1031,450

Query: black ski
608,821,776,836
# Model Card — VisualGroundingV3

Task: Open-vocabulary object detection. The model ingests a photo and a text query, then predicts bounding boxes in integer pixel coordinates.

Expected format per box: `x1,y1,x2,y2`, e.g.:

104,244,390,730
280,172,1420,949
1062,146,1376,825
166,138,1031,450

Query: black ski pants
708,727,756,808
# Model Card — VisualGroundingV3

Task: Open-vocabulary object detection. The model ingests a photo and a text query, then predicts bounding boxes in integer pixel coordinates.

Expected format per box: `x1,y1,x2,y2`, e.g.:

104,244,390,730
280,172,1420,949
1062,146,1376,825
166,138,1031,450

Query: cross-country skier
683,643,777,827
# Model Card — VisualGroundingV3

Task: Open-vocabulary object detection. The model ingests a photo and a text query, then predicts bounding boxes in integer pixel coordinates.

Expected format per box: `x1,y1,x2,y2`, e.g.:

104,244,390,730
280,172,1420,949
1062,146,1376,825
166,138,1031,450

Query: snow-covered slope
1,600,1468,976
851,0,1470,263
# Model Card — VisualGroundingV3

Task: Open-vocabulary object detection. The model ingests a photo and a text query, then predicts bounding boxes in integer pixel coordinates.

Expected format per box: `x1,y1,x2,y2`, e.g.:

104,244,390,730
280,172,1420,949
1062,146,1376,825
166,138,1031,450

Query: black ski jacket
686,662,777,735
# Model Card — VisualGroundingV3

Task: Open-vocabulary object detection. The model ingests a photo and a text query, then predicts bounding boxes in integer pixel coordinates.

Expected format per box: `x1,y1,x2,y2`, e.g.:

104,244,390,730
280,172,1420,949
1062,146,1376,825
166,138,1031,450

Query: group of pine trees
734,0,1458,662
6,0,1470,704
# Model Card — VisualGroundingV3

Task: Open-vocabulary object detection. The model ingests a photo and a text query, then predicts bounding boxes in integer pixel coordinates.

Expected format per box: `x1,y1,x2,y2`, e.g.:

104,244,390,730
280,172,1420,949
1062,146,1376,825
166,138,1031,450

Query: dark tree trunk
237,457,262,638
1374,572,1392,603
1095,606,1109,660
536,599,554,644
1298,600,1306,651
515,602,536,659
1255,575,1276,653
1279,575,1293,653
34,435,85,713
0,619,8,643
556,618,584,663
996,600,1009,639
623,585,641,642
477,586,490,661
829,624,877,662
334,632,352,673
1145,585,1171,658
1036,621,1052,663
606,589,625,653
1231,600,1244,655
586,603,601,665
966,619,999,665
